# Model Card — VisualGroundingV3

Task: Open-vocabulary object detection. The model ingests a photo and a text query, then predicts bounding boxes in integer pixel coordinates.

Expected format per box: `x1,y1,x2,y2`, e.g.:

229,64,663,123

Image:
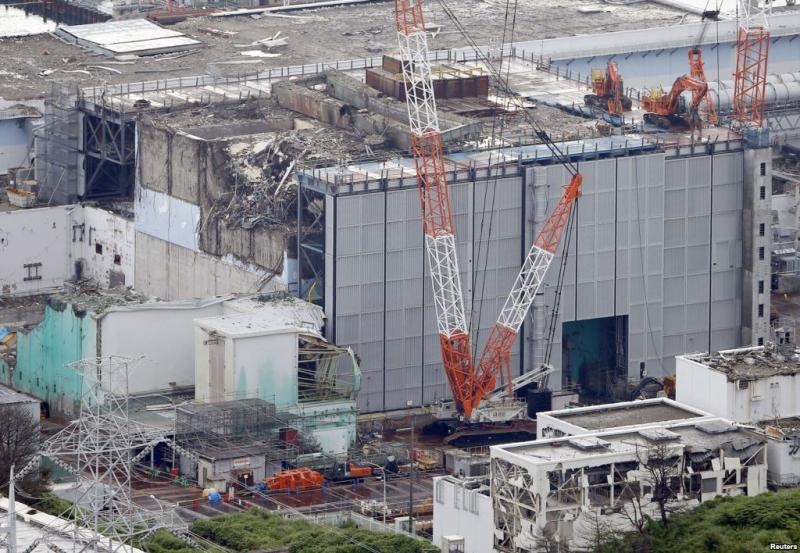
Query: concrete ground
132,469,438,523
0,0,689,101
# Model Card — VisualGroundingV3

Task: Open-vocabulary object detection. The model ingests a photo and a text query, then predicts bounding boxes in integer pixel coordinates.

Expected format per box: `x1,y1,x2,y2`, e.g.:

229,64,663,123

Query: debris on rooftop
687,346,800,381
758,416,800,437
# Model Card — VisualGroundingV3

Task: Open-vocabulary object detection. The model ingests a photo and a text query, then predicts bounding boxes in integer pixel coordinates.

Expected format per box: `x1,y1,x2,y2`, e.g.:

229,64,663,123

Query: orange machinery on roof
688,47,717,124
641,74,709,129
585,61,632,114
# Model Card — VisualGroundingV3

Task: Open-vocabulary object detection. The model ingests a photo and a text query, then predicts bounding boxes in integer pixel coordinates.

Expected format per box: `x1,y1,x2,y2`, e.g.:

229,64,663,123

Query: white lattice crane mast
393,0,474,411
467,173,583,418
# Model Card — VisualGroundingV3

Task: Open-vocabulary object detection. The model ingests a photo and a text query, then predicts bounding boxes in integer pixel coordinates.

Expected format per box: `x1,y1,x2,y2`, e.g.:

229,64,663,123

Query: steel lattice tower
733,0,771,128
16,357,196,553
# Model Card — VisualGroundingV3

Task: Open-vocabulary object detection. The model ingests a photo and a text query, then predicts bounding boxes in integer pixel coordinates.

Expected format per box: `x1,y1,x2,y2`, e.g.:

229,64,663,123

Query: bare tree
634,442,682,527
616,482,651,553
0,404,41,491
573,510,626,553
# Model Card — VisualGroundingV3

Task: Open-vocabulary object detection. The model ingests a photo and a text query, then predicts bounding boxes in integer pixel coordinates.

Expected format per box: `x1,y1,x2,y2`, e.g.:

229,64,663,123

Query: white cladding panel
0,206,72,296
100,301,225,394
432,477,493,553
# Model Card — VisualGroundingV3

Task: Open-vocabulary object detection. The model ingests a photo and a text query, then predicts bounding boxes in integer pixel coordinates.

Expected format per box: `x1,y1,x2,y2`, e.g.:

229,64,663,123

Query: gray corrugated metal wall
531,151,743,386
329,176,523,412
324,149,745,412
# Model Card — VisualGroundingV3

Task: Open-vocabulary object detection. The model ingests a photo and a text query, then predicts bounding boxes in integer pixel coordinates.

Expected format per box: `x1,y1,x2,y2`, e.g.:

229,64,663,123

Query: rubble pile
219,132,300,230
216,125,391,231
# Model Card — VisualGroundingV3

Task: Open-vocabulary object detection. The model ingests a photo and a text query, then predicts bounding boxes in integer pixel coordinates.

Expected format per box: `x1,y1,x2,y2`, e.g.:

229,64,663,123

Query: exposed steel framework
732,0,771,128
688,48,718,124
393,0,582,418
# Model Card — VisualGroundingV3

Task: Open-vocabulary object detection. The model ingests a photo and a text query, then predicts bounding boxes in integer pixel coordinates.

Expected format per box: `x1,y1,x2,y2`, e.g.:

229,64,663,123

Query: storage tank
527,388,552,418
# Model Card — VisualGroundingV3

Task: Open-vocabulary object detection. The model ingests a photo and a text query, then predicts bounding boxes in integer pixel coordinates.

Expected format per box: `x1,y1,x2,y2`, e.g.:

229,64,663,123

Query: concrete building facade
299,137,759,411
0,294,228,417
0,204,135,297
432,476,493,553
676,346,800,423
489,420,767,551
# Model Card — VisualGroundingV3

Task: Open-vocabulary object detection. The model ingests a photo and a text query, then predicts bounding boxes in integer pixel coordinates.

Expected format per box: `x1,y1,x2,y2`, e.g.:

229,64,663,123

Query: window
759,223,765,237
759,280,764,294
760,186,766,200
758,337,764,346
23,262,42,281
114,254,121,265
759,247,765,261
760,162,766,176
758,304,764,317
95,243,103,255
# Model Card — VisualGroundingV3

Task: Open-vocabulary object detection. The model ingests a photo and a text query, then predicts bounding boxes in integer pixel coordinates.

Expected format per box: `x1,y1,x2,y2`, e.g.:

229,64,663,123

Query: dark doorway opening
562,315,628,403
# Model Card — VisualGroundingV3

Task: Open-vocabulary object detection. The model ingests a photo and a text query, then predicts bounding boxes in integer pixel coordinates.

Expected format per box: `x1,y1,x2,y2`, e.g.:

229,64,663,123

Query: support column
742,139,772,346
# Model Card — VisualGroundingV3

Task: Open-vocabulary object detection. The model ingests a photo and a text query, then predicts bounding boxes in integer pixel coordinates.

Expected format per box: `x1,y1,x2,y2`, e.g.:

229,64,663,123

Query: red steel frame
733,26,770,128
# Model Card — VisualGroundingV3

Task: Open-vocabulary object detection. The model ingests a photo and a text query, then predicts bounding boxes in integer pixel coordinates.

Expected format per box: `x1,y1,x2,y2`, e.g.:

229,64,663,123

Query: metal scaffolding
36,83,81,205
175,398,319,463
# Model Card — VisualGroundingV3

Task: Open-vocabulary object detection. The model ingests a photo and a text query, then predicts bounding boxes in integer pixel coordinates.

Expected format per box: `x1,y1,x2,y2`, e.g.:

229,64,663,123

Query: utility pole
8,465,16,553
408,412,414,536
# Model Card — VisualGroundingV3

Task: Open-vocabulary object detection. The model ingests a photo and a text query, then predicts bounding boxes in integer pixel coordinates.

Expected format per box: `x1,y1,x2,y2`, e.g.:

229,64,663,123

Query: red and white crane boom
394,0,474,412
733,0,771,128
393,0,582,420
468,173,582,417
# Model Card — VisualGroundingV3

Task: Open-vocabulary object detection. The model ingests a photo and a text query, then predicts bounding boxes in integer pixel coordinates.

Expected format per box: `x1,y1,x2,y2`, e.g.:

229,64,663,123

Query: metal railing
79,47,488,109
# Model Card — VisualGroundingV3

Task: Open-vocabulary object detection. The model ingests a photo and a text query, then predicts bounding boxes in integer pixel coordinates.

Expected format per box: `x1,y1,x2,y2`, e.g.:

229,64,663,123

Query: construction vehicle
325,461,373,482
262,462,375,493
393,0,583,434
629,374,676,401
584,61,632,114
687,8,719,126
641,75,709,130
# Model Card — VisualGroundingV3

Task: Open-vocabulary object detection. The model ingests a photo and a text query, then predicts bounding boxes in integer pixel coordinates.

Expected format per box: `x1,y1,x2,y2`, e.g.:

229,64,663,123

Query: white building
676,346,800,489
758,417,800,487
193,294,361,454
536,398,715,439
488,420,768,552
434,399,753,553
1,292,230,417
676,346,800,423
432,476,493,553
0,497,148,553
0,204,135,296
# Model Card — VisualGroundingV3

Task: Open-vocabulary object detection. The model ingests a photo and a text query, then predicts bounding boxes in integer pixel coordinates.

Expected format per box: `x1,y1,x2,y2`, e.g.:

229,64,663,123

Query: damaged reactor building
1,6,800,418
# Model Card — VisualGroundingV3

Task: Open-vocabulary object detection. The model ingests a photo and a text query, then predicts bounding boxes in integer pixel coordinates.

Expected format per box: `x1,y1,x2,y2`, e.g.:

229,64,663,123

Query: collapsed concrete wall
272,71,483,150
136,120,289,299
